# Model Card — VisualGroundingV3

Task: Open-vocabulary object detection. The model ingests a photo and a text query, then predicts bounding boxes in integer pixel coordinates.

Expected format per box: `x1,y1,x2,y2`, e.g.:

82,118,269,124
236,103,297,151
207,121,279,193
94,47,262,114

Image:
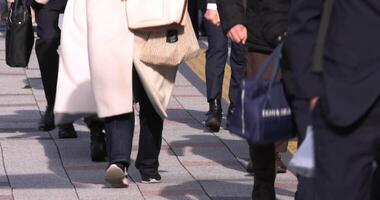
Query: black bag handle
312,0,336,73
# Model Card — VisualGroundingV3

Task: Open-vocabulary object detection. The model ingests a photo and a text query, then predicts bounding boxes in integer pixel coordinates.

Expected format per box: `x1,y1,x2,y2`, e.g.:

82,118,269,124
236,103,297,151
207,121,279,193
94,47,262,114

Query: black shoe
58,124,78,139
90,125,106,162
226,104,235,129
140,171,161,184
105,163,129,188
247,160,254,174
205,99,222,132
38,106,55,131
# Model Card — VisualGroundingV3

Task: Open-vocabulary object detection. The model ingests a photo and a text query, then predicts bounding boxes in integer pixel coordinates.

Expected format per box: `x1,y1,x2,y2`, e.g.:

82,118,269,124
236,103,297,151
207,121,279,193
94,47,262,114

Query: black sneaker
105,163,128,188
141,171,161,184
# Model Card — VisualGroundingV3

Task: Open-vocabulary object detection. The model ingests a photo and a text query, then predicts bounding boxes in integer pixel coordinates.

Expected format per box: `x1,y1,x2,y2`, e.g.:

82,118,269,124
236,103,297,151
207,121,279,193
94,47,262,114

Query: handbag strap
254,43,284,81
312,0,336,73
266,43,284,96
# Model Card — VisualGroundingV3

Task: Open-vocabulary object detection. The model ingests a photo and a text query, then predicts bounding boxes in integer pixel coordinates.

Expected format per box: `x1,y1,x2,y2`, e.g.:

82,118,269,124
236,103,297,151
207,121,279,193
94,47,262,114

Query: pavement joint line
24,69,81,199
161,97,213,199
0,143,14,200
0,94,33,97
0,104,38,108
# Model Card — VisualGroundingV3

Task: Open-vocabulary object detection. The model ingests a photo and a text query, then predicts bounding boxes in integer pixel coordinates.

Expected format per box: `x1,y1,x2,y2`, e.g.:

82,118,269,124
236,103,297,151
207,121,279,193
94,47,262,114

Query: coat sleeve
282,0,324,99
217,0,245,34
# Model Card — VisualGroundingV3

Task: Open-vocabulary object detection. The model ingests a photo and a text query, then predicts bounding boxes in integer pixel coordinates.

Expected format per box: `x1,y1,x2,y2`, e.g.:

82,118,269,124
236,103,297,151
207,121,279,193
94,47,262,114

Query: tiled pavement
0,37,297,200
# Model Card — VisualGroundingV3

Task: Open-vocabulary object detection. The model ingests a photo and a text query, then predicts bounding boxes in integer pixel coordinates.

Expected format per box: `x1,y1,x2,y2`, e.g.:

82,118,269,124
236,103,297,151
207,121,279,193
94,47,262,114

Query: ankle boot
205,99,222,132
38,106,55,131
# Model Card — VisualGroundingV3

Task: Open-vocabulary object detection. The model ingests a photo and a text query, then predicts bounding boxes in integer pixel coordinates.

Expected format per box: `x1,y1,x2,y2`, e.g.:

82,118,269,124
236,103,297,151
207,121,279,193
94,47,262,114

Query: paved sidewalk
0,37,297,200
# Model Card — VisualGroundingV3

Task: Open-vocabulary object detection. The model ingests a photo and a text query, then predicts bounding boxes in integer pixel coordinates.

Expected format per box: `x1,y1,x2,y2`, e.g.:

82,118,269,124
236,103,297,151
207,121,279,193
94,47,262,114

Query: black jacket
28,0,67,13
217,0,288,53
284,0,380,127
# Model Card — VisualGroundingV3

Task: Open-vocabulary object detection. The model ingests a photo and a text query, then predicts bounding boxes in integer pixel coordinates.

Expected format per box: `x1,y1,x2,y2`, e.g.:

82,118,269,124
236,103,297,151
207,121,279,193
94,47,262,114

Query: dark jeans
204,19,246,104
309,100,380,200
104,70,163,174
35,5,61,107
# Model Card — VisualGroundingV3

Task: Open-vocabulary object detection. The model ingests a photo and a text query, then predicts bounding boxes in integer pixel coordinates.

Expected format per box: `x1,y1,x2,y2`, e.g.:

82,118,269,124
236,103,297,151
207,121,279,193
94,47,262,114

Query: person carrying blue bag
217,0,291,199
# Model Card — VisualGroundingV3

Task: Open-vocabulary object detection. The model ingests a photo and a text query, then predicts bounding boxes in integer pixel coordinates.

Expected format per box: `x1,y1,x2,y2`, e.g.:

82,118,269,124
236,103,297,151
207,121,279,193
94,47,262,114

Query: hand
204,9,220,26
309,96,320,111
227,24,247,44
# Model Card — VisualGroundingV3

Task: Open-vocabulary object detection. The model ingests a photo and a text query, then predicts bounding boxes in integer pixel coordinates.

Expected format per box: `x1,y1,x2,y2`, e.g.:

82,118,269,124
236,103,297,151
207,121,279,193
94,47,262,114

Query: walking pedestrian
217,0,288,199
86,0,179,187
284,0,380,199
27,0,106,161
202,0,246,132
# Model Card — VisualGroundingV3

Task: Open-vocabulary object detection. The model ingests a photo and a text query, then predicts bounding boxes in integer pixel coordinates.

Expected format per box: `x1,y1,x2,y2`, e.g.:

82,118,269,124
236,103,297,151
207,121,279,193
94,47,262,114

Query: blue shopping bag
228,43,296,144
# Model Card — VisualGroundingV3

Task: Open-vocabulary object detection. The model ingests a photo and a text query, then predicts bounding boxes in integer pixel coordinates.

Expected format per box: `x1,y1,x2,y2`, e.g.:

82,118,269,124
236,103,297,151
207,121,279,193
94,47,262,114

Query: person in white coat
55,0,179,187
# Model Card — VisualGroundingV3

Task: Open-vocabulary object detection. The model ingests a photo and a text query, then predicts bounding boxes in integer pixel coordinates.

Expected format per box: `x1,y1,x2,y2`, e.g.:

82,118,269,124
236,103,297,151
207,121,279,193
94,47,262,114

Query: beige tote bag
139,12,200,67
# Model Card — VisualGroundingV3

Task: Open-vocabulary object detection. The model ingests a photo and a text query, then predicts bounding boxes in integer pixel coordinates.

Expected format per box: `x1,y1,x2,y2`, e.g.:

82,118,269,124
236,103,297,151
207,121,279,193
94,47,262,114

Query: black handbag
6,0,34,68
228,43,296,144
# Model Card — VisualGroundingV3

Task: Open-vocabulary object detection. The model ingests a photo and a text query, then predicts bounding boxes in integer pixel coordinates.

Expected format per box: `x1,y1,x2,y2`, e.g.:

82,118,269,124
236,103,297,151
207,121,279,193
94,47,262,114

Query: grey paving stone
1,140,77,199
199,180,252,199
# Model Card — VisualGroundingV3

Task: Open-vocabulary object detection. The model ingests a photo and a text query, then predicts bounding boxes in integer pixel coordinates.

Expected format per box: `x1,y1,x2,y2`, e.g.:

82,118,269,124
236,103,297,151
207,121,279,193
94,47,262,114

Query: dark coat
283,0,380,127
28,0,67,13
217,0,288,53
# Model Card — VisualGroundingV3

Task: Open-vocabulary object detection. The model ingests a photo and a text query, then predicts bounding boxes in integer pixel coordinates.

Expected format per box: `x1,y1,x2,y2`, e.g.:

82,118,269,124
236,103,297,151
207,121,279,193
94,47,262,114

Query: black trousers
204,19,246,105
307,100,380,200
35,3,62,107
249,142,276,200
188,0,199,38
104,70,163,175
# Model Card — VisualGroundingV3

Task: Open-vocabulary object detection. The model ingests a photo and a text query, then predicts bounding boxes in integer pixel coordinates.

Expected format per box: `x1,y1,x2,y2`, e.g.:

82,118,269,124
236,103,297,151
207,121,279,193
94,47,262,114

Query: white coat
54,0,177,124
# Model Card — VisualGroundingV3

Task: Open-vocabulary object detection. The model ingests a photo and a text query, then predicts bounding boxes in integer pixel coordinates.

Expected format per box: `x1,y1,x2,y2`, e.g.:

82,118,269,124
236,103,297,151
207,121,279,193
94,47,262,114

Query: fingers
227,25,247,44
204,10,220,26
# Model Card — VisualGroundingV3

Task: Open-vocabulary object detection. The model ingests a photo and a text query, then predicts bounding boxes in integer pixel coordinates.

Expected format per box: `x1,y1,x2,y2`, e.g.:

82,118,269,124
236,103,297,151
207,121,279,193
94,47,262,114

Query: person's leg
204,19,228,132
245,51,276,199
275,141,288,173
104,113,134,187
250,142,276,200
312,102,378,200
227,42,246,123
84,117,106,162
35,6,60,131
292,99,315,200
371,140,380,200
35,5,76,137
133,71,164,183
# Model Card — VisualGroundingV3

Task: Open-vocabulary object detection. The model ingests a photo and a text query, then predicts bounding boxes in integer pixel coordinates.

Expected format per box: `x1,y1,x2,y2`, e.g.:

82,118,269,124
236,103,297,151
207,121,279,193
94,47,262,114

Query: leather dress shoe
205,99,222,132
58,124,78,139
90,125,106,162
38,106,55,131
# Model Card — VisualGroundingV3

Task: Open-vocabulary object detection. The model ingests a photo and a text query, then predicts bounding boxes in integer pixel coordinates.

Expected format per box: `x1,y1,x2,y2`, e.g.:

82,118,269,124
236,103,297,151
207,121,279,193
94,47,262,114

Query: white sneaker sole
142,179,161,184
105,164,129,188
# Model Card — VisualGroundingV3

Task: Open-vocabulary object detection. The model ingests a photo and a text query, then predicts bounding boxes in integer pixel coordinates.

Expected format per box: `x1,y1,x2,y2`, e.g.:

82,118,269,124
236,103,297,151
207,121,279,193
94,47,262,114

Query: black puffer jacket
218,0,288,53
